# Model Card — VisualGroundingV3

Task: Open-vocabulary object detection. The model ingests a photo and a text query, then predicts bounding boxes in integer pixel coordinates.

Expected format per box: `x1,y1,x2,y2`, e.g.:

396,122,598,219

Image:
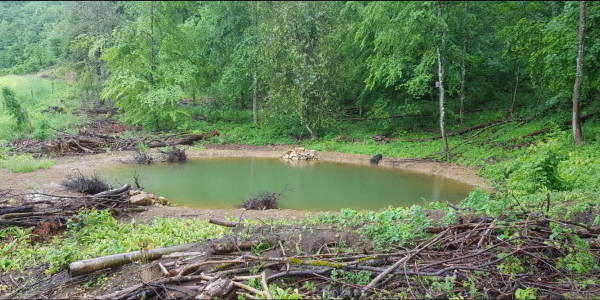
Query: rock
130,192,153,206
280,147,318,161
148,193,156,199
157,196,169,205
129,190,140,196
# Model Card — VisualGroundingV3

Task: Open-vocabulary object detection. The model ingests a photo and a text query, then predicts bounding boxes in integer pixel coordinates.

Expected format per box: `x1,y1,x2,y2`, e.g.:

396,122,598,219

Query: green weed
0,154,54,173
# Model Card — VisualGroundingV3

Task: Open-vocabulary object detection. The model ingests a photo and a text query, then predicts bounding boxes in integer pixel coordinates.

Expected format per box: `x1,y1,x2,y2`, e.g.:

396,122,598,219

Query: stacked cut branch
75,212,600,300
0,183,139,229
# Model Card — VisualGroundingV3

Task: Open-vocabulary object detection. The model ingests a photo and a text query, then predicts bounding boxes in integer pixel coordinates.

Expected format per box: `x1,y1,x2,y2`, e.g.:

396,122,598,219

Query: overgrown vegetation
0,154,54,173
0,209,229,274
0,75,85,144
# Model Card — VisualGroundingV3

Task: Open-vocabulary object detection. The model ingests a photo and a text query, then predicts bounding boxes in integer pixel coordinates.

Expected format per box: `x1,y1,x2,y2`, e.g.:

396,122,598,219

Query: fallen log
0,205,33,216
209,219,238,227
563,111,599,126
337,113,431,122
148,130,219,148
68,242,197,277
93,184,131,198
506,127,550,143
408,119,504,142
0,220,38,227
0,210,71,220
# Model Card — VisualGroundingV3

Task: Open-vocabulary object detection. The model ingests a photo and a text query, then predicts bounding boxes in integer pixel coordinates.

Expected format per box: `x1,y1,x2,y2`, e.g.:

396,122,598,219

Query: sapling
1,87,33,133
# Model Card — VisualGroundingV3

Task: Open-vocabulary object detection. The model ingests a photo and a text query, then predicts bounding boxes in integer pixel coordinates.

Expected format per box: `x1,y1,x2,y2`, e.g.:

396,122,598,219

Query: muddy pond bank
1,145,490,219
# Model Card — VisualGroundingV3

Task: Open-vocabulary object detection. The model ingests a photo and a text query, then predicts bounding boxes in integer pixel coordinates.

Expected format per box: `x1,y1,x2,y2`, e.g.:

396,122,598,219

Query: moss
357,256,376,262
287,258,303,265
310,260,342,268
214,263,231,270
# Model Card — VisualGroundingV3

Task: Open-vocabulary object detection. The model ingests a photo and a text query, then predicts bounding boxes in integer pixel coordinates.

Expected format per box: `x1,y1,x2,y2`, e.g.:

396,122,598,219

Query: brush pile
0,183,137,229
14,209,598,299
159,146,188,162
133,150,153,164
62,171,112,195
239,186,292,210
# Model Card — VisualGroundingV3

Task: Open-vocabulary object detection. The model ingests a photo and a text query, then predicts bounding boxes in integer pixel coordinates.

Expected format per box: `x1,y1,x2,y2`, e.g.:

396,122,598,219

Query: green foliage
506,139,566,194
267,284,301,300
0,75,85,142
496,252,524,275
429,276,456,296
550,223,598,274
309,206,432,250
0,154,54,173
515,288,537,300
33,119,51,141
1,87,29,128
0,209,229,274
330,269,371,286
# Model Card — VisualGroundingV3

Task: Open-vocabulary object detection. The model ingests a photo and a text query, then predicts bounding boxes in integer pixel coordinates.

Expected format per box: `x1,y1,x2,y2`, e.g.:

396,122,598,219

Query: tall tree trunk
430,90,437,122
510,62,520,117
150,1,158,132
460,1,467,126
390,91,395,132
573,1,585,146
252,1,258,125
437,1,449,154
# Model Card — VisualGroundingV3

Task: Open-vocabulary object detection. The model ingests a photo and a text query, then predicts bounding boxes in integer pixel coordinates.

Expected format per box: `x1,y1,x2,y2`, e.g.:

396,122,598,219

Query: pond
100,157,473,212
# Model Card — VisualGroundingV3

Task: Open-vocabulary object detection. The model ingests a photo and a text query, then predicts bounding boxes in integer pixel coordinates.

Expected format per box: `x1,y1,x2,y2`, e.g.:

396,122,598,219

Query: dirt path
0,145,490,220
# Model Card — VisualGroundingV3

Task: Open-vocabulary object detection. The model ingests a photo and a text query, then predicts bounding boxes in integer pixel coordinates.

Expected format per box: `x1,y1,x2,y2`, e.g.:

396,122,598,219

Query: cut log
0,220,38,227
0,205,33,216
209,219,237,227
148,130,219,148
0,210,70,219
68,242,197,277
93,184,131,198
196,277,236,299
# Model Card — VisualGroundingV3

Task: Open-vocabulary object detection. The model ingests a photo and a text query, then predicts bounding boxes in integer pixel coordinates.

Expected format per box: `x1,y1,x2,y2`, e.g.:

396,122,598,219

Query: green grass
0,154,54,173
0,75,85,143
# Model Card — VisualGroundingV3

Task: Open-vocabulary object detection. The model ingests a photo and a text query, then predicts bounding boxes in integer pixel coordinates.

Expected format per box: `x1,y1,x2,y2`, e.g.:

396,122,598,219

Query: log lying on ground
209,219,238,227
407,119,504,142
0,205,33,216
92,183,131,198
499,111,599,146
148,130,219,148
68,242,197,277
563,111,599,126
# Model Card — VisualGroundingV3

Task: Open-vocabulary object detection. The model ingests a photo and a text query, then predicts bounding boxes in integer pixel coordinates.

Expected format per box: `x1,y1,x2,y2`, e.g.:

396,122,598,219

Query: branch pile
0,183,140,229
159,146,188,162
34,211,599,300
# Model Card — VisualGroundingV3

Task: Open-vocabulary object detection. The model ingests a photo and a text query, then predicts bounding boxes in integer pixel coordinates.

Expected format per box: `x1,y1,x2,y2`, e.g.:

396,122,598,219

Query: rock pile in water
129,190,170,206
280,147,318,161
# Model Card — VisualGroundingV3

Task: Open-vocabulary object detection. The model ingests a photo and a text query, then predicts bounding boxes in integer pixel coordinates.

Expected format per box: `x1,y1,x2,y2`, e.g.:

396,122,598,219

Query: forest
1,1,600,299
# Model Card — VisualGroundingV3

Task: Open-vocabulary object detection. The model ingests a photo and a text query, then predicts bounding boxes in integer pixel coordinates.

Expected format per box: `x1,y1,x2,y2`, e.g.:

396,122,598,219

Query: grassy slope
0,75,84,143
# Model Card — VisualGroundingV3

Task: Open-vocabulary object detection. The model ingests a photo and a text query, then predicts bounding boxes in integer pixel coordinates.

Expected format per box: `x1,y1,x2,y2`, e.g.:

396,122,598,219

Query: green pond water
100,157,473,211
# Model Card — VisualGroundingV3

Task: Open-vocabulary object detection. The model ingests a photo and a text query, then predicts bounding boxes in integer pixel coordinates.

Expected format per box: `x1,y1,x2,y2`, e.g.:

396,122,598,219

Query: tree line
0,1,598,148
